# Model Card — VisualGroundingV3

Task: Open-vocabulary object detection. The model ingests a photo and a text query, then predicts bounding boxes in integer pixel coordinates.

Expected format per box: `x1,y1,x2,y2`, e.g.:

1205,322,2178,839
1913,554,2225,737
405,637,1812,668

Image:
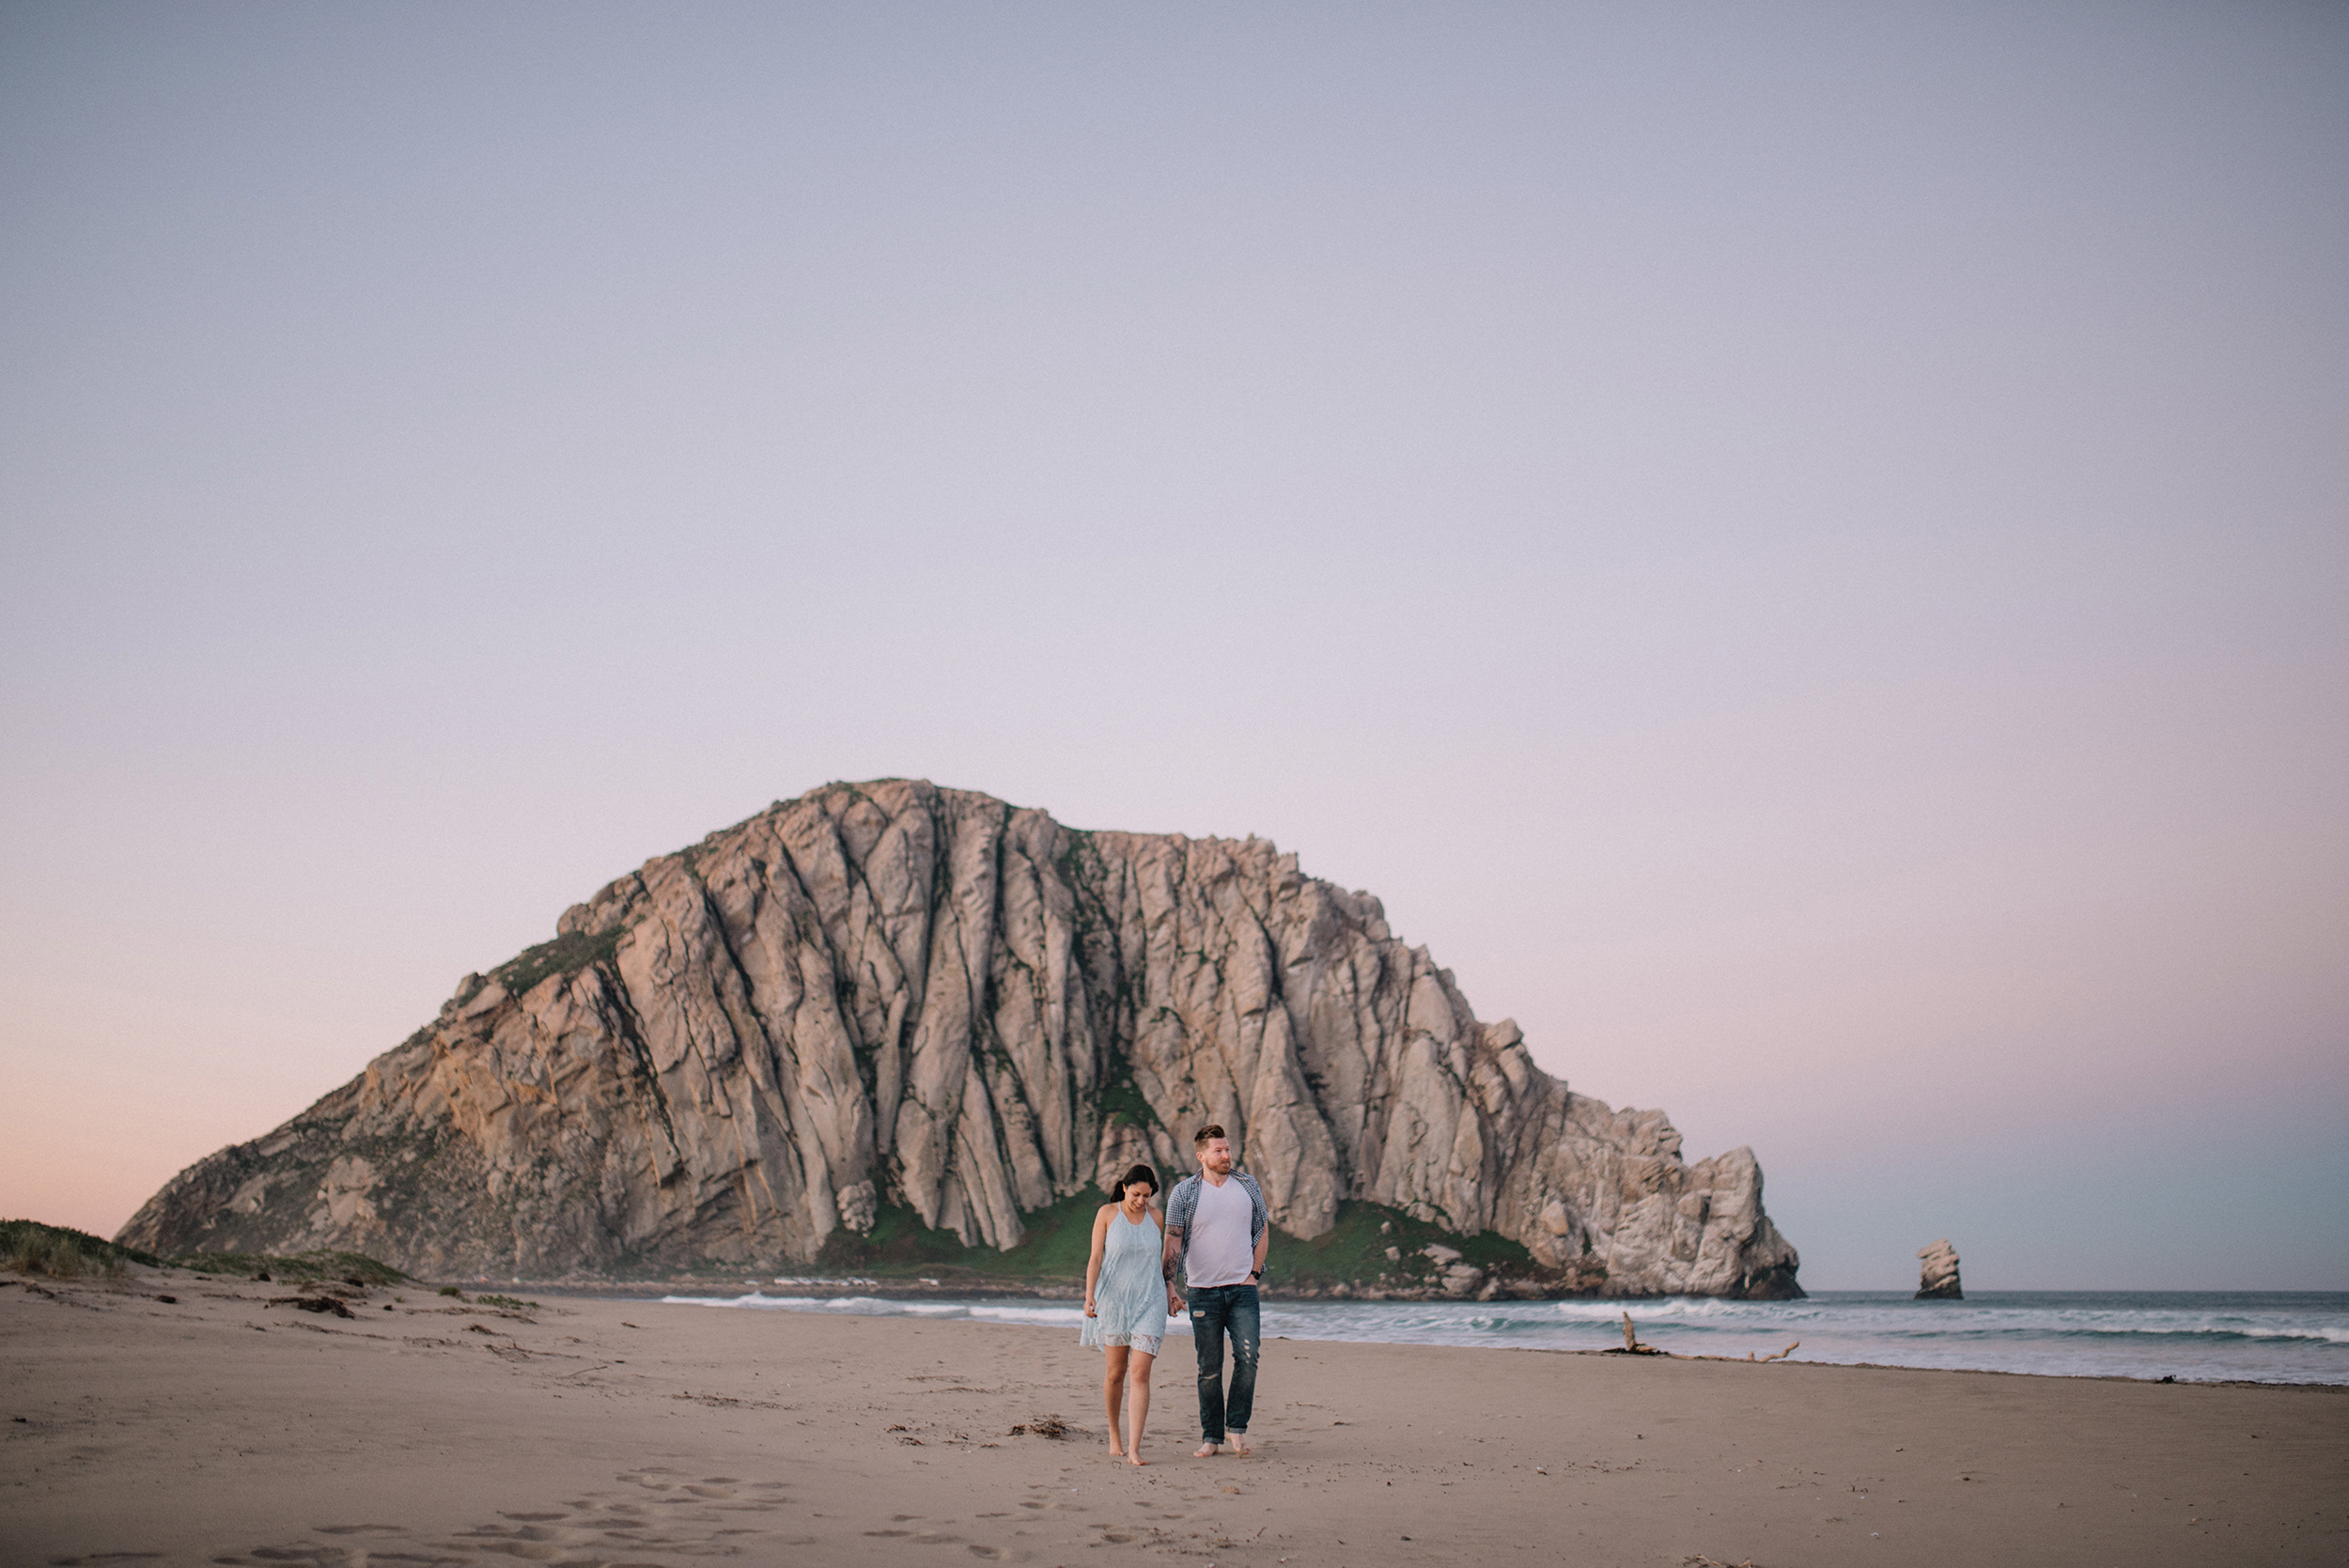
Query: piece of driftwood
1600,1314,1799,1363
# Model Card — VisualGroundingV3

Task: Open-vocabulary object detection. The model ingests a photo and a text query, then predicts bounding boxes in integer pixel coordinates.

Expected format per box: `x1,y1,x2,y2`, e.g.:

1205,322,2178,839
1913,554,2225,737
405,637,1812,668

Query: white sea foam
659,1293,1189,1334
652,1288,2349,1383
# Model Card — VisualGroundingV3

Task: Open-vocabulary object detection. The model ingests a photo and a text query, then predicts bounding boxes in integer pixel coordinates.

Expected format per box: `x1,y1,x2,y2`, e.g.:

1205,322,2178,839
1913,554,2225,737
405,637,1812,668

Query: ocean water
658,1288,2349,1385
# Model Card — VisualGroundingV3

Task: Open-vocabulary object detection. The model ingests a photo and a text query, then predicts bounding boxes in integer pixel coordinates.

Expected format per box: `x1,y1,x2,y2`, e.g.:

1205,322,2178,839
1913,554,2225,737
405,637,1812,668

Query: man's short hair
1193,1124,1227,1149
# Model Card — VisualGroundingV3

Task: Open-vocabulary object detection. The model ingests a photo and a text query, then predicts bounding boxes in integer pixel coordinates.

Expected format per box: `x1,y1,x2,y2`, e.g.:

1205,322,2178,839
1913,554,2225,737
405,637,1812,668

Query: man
1161,1124,1268,1458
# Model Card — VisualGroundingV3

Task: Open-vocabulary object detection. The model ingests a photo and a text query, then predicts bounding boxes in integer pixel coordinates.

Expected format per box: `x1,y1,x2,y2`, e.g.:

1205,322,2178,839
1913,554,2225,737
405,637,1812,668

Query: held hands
1167,1291,1186,1315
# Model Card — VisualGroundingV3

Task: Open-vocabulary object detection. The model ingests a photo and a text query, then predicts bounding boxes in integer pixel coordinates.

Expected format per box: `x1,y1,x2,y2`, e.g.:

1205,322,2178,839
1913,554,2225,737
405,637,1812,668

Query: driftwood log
1607,1311,1801,1364
1618,1312,1658,1354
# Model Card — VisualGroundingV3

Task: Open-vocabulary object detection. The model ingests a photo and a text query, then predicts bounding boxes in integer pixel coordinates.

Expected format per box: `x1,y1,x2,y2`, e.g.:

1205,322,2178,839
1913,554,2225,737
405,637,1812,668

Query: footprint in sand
216,1543,474,1567
207,1469,808,1568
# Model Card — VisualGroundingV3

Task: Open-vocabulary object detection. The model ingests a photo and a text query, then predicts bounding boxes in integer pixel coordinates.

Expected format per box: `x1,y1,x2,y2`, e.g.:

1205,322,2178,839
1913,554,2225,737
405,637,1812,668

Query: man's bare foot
1226,1434,1252,1456
1192,1441,1220,1458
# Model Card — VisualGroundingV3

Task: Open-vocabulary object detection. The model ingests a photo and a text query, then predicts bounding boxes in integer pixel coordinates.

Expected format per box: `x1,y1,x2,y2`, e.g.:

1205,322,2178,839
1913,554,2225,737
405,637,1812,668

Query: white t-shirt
1186,1174,1257,1288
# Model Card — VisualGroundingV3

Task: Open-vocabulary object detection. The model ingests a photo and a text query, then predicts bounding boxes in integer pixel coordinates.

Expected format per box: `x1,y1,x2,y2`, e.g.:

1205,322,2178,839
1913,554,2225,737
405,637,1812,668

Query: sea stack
1916,1238,1963,1298
118,779,1802,1297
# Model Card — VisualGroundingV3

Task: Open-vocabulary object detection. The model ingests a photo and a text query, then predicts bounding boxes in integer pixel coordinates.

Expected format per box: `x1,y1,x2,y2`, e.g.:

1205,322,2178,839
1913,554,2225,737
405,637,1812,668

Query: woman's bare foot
1192,1441,1220,1458
1128,1449,1148,1467
1107,1440,1127,1457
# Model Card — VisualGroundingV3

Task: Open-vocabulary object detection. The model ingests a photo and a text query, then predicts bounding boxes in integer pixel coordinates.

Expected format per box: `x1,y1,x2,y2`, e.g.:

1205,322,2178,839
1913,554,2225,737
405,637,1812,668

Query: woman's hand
1167,1291,1185,1316
1084,1296,1097,1317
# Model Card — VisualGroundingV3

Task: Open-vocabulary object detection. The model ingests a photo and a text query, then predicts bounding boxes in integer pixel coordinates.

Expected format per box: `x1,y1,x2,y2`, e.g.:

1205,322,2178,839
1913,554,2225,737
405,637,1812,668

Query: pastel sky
4,3,2341,1290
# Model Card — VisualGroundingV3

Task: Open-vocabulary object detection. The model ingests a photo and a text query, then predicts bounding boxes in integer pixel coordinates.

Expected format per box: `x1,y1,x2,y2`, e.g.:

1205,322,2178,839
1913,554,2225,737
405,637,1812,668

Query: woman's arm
1083,1204,1112,1315
1156,1205,1183,1314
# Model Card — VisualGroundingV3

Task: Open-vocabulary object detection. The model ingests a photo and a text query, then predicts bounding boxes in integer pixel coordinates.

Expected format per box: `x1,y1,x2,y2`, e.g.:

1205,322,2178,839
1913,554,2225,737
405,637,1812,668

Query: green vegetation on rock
817,1189,1111,1283
1095,1055,1162,1134
492,925,626,996
1269,1200,1536,1291
795,1191,1549,1296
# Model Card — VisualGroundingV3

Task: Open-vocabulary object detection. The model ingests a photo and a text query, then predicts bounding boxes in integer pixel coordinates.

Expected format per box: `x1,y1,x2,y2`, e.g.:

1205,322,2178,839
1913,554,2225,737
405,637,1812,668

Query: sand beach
4,1265,2343,1567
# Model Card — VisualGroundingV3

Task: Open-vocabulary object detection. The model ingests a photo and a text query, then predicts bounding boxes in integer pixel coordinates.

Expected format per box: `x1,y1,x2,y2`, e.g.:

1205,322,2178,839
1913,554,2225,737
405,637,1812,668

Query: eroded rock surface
119,781,1801,1296
1917,1238,1963,1299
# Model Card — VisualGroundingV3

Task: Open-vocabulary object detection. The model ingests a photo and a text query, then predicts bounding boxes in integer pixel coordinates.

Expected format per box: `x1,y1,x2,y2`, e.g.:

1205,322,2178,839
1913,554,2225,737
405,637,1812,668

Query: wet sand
4,1265,2343,1566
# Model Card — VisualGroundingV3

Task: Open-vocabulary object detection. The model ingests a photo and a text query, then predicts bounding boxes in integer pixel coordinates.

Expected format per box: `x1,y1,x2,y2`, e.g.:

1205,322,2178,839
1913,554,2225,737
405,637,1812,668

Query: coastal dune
6,1265,2342,1566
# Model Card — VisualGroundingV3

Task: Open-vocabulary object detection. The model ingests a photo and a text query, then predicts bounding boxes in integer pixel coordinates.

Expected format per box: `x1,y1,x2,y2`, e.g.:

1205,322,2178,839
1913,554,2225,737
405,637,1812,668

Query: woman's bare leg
1124,1349,1156,1466
1101,1345,1129,1454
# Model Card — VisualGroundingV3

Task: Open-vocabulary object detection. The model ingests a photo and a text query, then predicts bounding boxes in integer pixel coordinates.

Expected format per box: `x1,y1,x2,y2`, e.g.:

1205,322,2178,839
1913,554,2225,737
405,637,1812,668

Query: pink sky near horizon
3,3,2341,1289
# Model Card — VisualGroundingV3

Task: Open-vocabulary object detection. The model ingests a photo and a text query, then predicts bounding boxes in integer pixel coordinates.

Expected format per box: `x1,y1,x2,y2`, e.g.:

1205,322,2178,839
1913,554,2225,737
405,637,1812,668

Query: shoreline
630,1282,2349,1388
646,1299,2347,1388
130,1252,2334,1386
402,1277,1707,1304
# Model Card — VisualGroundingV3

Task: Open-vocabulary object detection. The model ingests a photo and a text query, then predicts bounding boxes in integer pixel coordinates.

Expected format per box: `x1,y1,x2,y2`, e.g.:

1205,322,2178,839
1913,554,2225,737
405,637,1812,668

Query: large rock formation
119,781,1801,1297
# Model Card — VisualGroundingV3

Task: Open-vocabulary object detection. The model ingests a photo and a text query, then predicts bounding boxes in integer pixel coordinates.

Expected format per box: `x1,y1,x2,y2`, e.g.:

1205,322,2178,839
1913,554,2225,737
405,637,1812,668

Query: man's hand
1168,1291,1186,1315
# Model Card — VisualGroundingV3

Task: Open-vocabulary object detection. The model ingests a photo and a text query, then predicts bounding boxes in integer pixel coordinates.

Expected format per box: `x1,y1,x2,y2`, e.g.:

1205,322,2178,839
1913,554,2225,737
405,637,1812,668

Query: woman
1081,1161,1175,1466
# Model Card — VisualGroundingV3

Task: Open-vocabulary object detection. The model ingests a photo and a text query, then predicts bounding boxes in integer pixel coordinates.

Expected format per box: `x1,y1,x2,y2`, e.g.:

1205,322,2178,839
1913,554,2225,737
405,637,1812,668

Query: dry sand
4,1265,2343,1567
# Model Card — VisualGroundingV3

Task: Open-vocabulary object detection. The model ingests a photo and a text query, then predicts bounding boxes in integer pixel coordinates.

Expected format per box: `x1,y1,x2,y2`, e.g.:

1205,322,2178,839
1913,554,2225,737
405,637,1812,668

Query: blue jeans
1188,1283,1259,1442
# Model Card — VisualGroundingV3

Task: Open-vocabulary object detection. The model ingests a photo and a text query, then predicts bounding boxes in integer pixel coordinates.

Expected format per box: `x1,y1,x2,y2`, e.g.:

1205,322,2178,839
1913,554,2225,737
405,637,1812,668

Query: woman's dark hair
1116,1162,1159,1197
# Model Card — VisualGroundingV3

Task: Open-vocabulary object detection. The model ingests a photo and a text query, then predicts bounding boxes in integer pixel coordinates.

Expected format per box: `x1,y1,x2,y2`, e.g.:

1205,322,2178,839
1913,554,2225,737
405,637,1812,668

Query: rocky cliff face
119,781,1801,1297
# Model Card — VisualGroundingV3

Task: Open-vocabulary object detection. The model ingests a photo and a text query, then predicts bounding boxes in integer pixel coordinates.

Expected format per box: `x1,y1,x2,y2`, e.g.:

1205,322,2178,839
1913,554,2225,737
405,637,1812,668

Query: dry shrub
172,1250,408,1285
1,1219,153,1279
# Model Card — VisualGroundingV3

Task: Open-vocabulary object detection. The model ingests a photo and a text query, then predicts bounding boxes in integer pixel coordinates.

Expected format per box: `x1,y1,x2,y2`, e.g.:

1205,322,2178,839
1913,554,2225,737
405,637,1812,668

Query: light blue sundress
1081,1207,1169,1357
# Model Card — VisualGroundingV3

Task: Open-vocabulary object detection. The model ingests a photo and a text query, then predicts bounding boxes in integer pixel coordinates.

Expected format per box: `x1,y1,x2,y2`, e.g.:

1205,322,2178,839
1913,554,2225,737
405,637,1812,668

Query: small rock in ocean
1916,1239,1962,1299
